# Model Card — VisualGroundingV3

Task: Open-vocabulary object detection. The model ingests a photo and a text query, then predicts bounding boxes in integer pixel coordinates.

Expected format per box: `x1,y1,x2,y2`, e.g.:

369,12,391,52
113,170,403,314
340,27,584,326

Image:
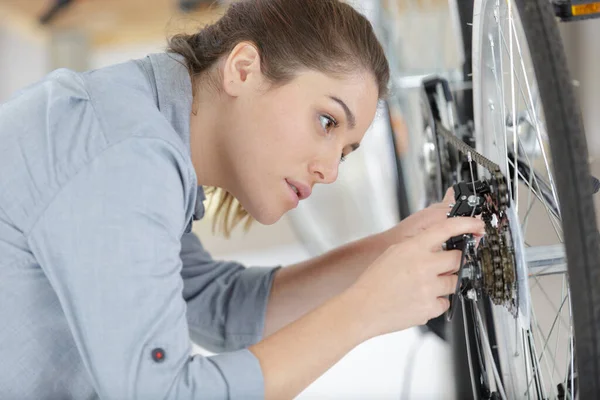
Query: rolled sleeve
209,349,265,399
26,137,265,399
180,232,281,352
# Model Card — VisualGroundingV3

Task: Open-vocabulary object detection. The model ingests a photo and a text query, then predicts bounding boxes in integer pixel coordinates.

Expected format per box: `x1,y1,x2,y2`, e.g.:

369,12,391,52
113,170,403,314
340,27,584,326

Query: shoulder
0,63,196,232
81,61,186,149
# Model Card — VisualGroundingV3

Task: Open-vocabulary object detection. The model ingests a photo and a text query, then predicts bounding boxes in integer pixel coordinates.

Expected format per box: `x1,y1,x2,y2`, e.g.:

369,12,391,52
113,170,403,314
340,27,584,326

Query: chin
252,209,284,225
245,201,285,225
236,184,288,225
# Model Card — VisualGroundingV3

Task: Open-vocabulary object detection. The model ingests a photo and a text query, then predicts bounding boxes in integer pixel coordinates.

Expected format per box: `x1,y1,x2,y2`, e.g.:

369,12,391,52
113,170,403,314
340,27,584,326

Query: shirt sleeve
180,232,280,352
27,137,265,399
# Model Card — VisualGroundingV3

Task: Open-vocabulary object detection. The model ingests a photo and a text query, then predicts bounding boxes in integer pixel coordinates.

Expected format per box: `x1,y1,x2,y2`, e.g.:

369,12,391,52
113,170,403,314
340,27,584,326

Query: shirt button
152,348,166,363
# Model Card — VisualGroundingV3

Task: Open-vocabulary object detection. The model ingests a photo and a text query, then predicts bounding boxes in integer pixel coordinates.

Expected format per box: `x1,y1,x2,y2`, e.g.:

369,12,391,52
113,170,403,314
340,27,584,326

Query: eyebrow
329,95,356,129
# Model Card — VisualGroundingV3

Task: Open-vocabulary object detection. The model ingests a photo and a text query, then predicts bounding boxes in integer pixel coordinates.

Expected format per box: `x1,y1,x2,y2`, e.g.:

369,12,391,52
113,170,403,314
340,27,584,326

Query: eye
319,114,338,133
340,153,347,163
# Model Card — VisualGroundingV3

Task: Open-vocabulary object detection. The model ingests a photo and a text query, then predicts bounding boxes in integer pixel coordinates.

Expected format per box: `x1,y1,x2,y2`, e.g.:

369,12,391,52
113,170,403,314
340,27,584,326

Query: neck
189,87,230,189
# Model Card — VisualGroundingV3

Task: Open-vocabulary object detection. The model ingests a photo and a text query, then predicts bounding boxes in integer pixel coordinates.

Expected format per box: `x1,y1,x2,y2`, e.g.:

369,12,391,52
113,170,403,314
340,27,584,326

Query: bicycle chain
436,124,517,314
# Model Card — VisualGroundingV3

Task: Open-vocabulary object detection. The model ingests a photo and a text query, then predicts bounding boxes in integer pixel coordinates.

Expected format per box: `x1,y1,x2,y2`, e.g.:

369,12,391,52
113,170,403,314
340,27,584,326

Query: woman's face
219,45,380,225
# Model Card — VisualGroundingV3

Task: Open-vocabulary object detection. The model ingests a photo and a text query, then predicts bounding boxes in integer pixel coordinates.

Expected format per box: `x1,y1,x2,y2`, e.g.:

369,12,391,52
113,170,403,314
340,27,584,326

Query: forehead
286,69,379,128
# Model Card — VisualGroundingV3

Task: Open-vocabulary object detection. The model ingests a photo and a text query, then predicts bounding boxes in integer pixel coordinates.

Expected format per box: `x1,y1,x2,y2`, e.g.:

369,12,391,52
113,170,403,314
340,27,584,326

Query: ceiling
0,0,226,48
0,0,450,49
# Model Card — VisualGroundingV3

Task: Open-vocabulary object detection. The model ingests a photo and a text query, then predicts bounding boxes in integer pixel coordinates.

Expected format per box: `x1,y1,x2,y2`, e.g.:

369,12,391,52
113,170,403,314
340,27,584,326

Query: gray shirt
0,52,280,399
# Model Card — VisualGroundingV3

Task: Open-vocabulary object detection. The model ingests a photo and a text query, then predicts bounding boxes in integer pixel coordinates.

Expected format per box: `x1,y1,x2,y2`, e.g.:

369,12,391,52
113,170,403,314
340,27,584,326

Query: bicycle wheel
461,0,600,398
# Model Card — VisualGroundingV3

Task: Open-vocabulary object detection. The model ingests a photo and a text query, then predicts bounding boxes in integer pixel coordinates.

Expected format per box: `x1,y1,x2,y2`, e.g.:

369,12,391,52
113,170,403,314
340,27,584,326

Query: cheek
260,105,314,158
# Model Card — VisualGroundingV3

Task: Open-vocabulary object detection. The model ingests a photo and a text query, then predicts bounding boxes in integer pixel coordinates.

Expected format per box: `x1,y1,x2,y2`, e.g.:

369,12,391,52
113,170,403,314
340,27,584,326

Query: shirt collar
144,52,206,220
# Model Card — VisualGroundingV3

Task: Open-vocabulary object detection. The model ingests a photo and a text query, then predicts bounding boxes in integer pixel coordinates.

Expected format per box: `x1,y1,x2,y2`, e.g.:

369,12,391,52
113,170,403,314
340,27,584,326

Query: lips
285,179,312,200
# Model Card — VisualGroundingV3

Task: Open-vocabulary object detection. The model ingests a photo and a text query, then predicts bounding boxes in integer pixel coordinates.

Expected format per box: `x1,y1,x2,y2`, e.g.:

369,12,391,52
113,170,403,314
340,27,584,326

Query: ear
222,41,262,97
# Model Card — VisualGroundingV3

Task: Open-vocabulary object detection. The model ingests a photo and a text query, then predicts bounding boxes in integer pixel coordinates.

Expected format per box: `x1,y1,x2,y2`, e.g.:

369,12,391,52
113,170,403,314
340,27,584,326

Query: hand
381,188,455,245
348,216,485,339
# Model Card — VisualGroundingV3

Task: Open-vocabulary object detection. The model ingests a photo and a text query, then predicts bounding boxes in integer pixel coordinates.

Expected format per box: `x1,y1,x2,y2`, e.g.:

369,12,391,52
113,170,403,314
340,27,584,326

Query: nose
309,157,339,185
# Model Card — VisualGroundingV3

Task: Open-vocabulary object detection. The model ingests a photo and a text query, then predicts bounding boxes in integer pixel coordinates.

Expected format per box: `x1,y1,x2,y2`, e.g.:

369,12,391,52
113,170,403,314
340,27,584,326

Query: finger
419,207,452,228
431,202,452,210
474,234,484,247
443,187,455,203
435,274,459,297
432,250,463,275
421,217,486,248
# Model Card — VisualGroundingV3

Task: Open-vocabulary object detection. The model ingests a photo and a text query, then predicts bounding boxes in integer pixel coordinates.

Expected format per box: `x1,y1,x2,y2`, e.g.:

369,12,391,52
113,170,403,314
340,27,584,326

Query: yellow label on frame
572,3,600,16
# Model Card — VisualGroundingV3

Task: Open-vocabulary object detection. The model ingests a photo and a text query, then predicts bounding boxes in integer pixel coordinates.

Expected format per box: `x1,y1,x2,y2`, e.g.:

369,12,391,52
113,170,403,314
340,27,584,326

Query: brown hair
168,0,390,236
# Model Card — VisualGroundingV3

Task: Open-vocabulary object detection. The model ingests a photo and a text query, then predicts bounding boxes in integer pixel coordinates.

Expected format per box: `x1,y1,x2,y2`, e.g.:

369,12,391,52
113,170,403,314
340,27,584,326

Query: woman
0,0,484,399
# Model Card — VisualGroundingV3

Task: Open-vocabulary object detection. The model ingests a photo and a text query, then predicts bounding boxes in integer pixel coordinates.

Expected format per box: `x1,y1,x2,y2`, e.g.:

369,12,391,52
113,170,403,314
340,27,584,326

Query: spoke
514,125,563,239
524,276,571,397
468,152,478,217
511,139,560,220
525,306,551,398
531,275,571,331
496,27,561,220
564,339,573,400
513,147,561,218
492,8,515,203
508,158,564,241
514,162,563,243
567,389,574,400
524,328,547,399
515,304,520,357
530,294,555,397
510,21,561,217
534,293,569,378
568,288,575,400
472,306,492,389
498,19,561,216
474,302,508,400
522,163,536,236
522,329,533,400
508,158,563,239
508,0,518,214
488,36,508,177
523,329,536,399
496,16,547,144
532,279,573,394
552,276,566,386
496,23,540,133
462,299,480,399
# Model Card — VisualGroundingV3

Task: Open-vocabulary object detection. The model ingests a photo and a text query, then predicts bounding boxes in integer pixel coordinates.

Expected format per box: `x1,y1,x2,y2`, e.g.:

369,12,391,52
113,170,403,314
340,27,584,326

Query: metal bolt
466,289,477,300
460,266,472,280
448,203,455,208
467,195,479,207
442,242,447,251
461,195,467,201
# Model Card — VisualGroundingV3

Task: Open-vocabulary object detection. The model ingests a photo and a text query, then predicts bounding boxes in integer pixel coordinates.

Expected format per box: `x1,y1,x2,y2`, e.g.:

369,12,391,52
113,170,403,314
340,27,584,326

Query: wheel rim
472,0,576,398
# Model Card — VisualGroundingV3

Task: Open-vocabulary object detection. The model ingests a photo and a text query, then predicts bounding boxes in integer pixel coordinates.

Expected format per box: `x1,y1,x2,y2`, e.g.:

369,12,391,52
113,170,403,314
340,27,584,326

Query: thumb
443,187,455,203
421,217,486,249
